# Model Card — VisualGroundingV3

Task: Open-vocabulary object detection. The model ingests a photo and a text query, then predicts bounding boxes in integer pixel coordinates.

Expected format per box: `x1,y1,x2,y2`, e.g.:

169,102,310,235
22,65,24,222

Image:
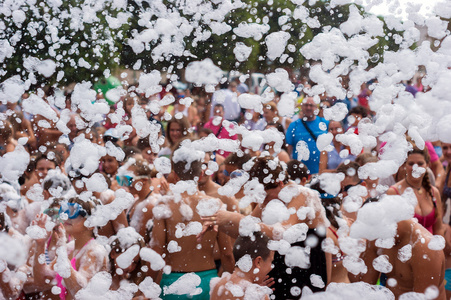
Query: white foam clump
339,5,384,37
163,273,202,297
284,245,310,269
0,75,26,103
137,70,162,98
192,132,240,154
185,58,223,88
66,136,107,177
261,199,291,225
358,160,400,181
398,244,412,263
175,222,202,238
342,255,368,276
218,172,250,198
317,173,345,196
310,274,325,289
237,94,263,113
232,23,270,41
85,173,108,193
0,144,30,183
85,189,134,227
316,132,334,152
236,254,253,272
139,276,162,299
113,227,143,249
75,271,139,300
172,143,205,170
0,233,27,267
283,223,308,244
22,94,58,121
71,82,109,123
428,235,445,251
296,140,310,161
53,246,71,278
167,240,182,253
266,69,294,93
116,244,140,269
140,247,165,271
372,255,393,273
277,92,297,118
25,225,48,240
350,195,415,241
233,42,252,62
323,102,348,122
154,156,172,175
301,282,394,300
238,216,261,237
105,141,125,162
265,31,290,61
196,198,221,217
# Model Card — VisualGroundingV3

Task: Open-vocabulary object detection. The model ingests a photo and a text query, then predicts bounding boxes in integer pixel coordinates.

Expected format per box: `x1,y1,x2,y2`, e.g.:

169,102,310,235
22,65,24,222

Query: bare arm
150,216,167,283
349,240,379,284
217,231,235,274
319,151,328,174
433,187,445,237
430,159,445,184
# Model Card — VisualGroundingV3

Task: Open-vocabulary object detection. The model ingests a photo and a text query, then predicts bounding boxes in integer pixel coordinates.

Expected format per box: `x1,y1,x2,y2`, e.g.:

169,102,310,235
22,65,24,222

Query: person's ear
361,180,367,187
301,177,307,186
254,256,263,269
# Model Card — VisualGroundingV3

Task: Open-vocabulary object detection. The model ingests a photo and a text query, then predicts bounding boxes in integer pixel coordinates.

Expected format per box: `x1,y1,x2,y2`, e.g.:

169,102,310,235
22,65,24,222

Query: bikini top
329,227,346,264
391,186,436,234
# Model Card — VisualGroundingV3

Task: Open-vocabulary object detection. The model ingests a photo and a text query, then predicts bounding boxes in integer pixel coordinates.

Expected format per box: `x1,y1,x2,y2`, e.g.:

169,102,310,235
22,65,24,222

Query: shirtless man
357,218,445,299
210,233,274,300
200,156,330,299
198,153,239,212
151,147,234,299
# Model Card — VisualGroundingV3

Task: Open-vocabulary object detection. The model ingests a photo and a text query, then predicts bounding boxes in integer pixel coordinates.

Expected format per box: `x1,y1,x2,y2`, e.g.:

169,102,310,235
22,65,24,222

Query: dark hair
33,153,61,170
0,212,9,233
407,146,433,200
224,152,252,169
171,141,203,181
67,196,99,217
214,103,224,111
349,106,368,118
336,161,360,183
233,232,271,262
309,181,341,229
286,160,309,182
248,156,288,190
123,146,142,159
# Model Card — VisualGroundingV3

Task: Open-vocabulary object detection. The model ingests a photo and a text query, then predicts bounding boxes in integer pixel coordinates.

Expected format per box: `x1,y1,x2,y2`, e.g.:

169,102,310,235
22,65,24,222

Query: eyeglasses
116,175,148,187
59,202,87,219
341,179,363,193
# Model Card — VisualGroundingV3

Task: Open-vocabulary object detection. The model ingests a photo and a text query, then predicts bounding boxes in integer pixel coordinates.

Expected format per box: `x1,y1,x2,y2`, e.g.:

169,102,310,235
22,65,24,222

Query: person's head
198,127,213,139
42,169,71,200
166,116,191,147
34,153,60,183
406,146,433,198
233,232,274,281
101,155,120,176
248,156,288,191
443,143,451,165
348,106,368,127
67,114,78,140
214,163,227,186
262,102,279,123
213,104,225,118
120,158,153,195
60,197,98,236
286,160,309,185
328,121,344,138
109,227,147,283
309,180,341,229
223,152,252,183
124,96,137,116
172,146,204,181
54,143,70,163
337,161,364,197
136,137,159,164
301,97,317,121
0,120,13,143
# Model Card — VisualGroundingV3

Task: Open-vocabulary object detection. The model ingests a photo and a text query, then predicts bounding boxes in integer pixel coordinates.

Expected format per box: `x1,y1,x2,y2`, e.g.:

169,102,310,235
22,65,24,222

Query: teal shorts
160,269,218,299
445,268,451,291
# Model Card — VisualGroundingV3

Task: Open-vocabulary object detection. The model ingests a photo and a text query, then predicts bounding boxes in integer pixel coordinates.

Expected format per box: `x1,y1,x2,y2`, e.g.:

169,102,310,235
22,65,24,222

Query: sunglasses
230,170,245,179
341,179,363,193
59,202,87,219
116,175,148,187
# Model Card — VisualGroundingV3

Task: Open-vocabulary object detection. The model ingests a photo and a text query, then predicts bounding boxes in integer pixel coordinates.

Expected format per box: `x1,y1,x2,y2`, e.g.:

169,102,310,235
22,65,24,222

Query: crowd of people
0,75,449,300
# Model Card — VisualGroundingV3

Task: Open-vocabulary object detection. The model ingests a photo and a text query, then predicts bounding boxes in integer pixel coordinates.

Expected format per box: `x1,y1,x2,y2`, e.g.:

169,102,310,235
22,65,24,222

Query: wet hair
309,181,341,229
67,196,100,217
336,161,360,183
0,212,9,233
129,158,153,177
248,156,288,190
42,171,71,196
407,146,433,200
197,127,213,137
286,160,309,182
349,106,368,118
123,146,142,159
355,152,378,166
233,232,271,263
0,120,13,142
166,115,192,146
224,152,252,169
136,136,151,151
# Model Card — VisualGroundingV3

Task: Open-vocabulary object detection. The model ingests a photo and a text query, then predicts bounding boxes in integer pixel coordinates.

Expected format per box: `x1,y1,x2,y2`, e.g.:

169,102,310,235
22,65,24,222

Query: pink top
204,118,237,157
425,142,439,163
392,186,436,234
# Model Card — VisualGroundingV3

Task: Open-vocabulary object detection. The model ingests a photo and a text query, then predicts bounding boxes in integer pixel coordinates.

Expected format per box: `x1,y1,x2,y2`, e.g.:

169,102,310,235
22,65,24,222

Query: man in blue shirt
286,97,329,174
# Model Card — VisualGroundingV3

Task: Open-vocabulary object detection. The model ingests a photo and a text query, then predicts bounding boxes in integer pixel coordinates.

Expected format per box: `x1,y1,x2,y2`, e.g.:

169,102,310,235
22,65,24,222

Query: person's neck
137,184,152,201
333,140,341,151
73,229,94,252
405,175,422,189
305,115,316,122
198,177,214,192
233,268,258,284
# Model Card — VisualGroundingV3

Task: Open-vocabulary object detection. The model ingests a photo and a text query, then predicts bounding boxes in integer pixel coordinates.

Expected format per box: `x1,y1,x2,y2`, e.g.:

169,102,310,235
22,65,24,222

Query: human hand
260,275,275,290
31,214,51,243
53,224,67,248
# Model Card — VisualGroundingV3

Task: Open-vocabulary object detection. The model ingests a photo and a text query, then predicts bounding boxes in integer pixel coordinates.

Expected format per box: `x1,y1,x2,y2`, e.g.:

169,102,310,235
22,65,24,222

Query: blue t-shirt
286,117,329,174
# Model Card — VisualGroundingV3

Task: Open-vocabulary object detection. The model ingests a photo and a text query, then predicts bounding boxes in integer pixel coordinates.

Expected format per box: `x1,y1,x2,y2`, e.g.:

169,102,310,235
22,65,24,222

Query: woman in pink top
32,197,109,300
204,104,237,157
386,146,444,236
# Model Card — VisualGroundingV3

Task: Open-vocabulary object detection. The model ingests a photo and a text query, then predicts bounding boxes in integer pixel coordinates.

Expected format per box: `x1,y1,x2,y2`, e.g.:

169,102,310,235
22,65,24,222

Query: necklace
405,177,423,194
